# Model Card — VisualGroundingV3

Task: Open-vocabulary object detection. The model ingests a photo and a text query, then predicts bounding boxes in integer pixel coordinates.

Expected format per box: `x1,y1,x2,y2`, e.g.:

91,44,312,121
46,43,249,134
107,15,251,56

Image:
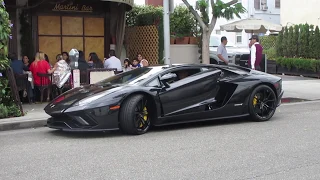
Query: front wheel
249,85,277,122
119,94,151,135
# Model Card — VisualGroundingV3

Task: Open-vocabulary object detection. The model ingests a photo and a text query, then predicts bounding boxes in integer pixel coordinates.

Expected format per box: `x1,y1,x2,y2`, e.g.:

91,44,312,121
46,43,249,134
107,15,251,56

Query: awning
100,0,134,11
220,18,283,34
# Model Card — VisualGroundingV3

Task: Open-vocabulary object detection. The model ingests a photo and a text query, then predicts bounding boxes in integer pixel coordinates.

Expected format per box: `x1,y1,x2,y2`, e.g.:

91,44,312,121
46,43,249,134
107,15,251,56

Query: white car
209,35,250,65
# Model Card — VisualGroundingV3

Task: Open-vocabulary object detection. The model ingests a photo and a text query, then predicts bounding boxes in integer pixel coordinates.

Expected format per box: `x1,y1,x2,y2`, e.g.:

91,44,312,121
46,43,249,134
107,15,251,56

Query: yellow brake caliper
139,107,148,127
253,95,258,106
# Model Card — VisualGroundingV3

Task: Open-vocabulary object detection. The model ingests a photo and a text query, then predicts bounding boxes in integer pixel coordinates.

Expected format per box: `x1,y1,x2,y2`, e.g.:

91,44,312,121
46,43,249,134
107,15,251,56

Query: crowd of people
9,49,149,103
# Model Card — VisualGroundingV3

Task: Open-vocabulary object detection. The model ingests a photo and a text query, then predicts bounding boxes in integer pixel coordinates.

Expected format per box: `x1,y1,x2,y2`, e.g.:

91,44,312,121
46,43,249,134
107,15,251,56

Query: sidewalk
278,75,320,101
0,75,319,132
0,103,49,131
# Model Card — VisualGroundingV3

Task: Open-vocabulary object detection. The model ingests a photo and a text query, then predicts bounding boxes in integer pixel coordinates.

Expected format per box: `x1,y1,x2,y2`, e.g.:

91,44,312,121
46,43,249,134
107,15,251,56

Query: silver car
209,35,250,65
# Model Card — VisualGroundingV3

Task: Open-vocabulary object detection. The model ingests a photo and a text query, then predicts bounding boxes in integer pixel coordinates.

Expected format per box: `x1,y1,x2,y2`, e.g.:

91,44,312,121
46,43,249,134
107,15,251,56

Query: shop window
38,15,104,65
236,32,242,44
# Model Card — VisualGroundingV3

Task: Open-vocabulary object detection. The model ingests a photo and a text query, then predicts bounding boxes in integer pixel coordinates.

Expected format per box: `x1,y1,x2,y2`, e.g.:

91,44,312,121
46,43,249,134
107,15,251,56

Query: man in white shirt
104,50,122,71
217,36,229,65
249,35,263,71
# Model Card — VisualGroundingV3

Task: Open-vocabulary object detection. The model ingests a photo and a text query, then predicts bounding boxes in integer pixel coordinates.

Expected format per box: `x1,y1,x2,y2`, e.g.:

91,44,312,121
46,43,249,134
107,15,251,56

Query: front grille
48,113,97,129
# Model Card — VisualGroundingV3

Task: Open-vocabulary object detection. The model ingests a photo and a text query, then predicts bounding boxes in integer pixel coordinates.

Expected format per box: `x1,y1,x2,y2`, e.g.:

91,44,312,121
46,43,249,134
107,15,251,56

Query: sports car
44,64,284,135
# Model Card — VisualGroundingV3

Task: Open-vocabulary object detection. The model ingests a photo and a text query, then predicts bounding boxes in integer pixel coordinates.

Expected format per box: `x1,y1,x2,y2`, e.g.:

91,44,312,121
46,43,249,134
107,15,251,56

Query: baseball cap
249,35,259,40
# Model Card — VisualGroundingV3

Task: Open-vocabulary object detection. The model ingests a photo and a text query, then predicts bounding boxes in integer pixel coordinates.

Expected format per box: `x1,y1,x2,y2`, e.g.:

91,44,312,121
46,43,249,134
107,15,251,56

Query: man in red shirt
248,35,263,71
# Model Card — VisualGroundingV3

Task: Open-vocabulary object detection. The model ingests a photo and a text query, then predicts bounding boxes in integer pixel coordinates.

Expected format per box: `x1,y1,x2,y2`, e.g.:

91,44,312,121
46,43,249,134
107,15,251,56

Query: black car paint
44,64,283,131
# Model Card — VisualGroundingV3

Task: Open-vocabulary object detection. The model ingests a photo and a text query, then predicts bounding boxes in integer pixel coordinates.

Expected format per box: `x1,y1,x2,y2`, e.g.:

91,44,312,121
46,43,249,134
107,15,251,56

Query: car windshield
96,66,163,86
209,36,236,47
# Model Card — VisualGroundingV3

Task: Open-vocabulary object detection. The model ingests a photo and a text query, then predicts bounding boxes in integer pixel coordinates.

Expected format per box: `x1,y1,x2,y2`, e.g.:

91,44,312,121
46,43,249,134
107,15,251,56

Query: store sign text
52,3,93,12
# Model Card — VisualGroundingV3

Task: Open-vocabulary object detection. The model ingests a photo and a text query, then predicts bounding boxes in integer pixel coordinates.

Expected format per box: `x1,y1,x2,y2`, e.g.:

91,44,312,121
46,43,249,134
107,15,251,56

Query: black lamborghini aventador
44,64,283,135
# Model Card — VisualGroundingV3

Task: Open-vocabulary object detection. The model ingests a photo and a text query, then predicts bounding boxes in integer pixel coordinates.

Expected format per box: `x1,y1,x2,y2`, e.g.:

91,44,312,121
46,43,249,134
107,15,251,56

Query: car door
158,68,221,123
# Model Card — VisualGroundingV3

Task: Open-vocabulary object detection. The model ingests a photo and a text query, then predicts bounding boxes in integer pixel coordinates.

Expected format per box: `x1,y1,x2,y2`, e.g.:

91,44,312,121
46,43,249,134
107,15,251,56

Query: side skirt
153,113,250,127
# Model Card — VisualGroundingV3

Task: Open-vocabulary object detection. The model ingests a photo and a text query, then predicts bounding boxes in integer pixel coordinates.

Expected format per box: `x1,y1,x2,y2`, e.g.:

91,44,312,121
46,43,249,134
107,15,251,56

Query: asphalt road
1,101,320,180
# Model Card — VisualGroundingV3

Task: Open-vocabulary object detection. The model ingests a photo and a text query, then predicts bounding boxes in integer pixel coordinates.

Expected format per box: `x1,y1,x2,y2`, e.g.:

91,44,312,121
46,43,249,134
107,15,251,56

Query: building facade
6,0,133,64
281,0,319,26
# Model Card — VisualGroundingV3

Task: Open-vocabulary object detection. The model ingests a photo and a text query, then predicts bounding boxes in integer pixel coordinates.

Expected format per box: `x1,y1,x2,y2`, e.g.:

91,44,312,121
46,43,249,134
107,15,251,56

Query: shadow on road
151,116,256,132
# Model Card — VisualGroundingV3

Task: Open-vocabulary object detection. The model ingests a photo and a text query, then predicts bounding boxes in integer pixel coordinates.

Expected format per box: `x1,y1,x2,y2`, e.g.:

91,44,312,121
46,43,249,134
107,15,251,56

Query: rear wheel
249,85,277,122
119,94,151,135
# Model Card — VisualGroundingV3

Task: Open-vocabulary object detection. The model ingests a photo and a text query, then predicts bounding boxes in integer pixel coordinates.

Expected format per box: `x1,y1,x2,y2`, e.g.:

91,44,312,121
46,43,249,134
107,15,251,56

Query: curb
0,119,47,132
281,97,311,104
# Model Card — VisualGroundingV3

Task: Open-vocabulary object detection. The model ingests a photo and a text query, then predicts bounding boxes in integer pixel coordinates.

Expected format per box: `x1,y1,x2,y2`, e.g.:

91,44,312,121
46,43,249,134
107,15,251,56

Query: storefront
7,0,133,64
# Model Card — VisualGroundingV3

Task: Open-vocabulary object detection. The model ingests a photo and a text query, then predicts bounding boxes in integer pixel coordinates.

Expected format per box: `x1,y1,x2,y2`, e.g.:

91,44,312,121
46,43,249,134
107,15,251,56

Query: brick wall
145,0,163,6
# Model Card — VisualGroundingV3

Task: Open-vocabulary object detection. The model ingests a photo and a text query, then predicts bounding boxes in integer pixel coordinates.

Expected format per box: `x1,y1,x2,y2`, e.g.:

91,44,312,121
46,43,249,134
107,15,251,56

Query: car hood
210,46,250,54
45,84,125,112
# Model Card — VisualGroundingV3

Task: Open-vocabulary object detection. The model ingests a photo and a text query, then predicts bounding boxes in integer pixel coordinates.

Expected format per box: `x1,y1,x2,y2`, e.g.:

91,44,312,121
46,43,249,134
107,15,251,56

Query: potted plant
170,5,195,44
189,26,201,44
276,57,320,78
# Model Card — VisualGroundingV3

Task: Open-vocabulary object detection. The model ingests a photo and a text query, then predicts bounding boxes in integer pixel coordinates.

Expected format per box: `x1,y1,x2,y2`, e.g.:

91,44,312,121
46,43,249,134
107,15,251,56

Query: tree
293,25,299,56
308,25,315,58
282,26,288,57
314,26,320,59
305,23,310,58
182,0,246,64
299,23,310,58
276,29,284,57
298,24,306,58
287,26,294,58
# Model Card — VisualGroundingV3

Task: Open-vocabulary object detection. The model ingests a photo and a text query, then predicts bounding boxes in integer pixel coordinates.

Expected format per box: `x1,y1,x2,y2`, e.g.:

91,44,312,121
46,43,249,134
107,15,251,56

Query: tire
119,94,151,135
248,85,277,122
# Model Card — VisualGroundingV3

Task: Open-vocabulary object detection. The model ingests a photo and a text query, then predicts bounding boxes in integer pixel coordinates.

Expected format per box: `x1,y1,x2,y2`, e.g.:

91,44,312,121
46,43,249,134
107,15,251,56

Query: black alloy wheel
249,85,277,122
119,94,151,135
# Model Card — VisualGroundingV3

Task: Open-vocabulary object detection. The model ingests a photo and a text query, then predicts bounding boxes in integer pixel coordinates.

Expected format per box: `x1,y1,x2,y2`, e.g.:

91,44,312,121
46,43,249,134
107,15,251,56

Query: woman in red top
29,52,56,101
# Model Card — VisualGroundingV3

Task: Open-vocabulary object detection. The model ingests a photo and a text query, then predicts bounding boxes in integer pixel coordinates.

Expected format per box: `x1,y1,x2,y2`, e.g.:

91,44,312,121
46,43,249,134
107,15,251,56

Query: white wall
281,0,320,26
170,45,199,64
254,0,280,25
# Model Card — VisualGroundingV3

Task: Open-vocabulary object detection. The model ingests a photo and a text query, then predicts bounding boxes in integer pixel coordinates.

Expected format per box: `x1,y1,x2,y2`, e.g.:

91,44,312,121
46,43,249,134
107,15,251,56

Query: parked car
45,64,283,135
209,35,250,65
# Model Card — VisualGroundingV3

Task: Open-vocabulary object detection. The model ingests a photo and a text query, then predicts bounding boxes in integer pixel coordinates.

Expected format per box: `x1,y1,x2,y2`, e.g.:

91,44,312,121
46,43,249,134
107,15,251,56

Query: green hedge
277,23,320,59
0,103,22,118
264,47,277,60
170,5,196,38
276,57,320,72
